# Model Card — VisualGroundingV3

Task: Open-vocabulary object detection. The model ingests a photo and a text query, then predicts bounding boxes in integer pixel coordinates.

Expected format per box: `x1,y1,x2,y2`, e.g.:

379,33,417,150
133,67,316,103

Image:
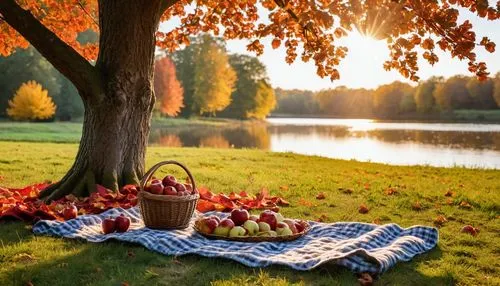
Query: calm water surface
149,118,500,169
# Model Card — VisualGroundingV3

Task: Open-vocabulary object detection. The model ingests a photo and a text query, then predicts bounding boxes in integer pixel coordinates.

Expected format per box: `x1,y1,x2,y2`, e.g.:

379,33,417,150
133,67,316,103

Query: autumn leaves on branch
1,0,500,84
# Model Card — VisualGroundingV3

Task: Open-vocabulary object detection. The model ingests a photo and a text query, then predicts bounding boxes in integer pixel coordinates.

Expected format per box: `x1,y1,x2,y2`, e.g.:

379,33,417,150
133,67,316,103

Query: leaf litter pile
0,182,289,223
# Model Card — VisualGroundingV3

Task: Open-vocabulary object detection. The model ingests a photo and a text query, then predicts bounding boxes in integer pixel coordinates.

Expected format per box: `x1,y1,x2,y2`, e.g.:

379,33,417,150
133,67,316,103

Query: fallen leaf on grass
434,215,448,227
127,250,135,258
461,225,480,236
316,214,329,222
279,185,289,191
359,204,369,214
342,188,353,194
372,218,382,225
316,192,326,200
459,201,473,210
444,190,455,197
358,272,374,286
412,201,422,211
298,198,313,207
384,187,398,196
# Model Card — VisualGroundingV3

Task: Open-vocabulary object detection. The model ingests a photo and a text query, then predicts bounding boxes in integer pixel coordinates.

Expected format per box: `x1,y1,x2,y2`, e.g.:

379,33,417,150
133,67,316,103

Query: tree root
39,168,141,202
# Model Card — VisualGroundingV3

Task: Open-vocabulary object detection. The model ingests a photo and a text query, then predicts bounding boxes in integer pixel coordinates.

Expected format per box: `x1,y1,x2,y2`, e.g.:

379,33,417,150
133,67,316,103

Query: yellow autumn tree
7,81,56,121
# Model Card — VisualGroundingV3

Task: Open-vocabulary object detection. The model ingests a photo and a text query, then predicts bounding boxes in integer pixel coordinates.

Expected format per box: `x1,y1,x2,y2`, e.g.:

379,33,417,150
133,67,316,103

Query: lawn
0,142,499,285
0,118,244,143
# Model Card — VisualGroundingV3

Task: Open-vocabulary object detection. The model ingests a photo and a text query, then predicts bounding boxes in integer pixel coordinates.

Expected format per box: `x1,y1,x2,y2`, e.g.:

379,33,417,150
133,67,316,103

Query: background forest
1,33,499,122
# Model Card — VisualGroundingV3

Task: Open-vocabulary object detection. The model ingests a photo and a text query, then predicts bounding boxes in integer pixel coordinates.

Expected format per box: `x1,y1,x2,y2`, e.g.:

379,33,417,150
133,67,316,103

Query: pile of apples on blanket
196,209,307,238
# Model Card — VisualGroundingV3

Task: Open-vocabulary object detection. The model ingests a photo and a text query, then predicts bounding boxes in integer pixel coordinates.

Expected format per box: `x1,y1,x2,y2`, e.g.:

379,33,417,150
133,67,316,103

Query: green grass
0,118,247,143
453,109,500,122
0,142,499,285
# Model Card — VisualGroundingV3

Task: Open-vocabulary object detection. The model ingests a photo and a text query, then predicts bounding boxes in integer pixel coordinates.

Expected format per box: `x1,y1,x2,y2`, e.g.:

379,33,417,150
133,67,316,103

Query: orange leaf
358,204,369,214
271,38,281,49
196,200,215,213
316,192,326,200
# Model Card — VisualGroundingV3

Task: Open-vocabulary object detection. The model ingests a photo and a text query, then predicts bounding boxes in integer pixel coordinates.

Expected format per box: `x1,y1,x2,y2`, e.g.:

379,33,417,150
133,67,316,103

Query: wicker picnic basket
138,160,199,229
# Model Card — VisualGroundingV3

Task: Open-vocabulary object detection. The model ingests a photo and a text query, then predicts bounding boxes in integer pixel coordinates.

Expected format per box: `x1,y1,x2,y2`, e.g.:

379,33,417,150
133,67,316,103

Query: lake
149,118,500,169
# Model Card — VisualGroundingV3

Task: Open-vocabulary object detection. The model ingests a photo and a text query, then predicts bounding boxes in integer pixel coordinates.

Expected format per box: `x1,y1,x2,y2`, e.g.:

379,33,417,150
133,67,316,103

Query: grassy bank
0,118,247,143
0,142,499,285
271,109,500,123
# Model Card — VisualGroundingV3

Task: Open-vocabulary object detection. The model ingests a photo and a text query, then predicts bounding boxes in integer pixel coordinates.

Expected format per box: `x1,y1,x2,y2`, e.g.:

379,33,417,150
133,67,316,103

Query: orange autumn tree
0,0,498,200
154,56,184,117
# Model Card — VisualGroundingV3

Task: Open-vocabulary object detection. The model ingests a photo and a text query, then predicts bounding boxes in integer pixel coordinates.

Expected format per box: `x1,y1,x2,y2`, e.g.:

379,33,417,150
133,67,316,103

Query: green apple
279,228,293,236
276,222,290,235
258,221,271,232
275,212,285,223
257,230,278,237
229,226,247,237
243,220,259,236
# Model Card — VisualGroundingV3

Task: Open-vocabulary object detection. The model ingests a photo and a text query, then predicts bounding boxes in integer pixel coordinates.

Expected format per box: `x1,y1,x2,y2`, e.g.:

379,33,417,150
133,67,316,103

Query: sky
160,6,500,91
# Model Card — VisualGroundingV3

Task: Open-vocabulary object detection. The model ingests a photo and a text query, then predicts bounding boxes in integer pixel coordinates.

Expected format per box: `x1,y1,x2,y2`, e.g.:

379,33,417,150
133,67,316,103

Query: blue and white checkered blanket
32,207,438,273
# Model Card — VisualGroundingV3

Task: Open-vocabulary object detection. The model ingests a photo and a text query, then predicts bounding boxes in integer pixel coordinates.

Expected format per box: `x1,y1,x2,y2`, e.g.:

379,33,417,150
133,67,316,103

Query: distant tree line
161,34,276,119
0,34,276,121
274,75,500,118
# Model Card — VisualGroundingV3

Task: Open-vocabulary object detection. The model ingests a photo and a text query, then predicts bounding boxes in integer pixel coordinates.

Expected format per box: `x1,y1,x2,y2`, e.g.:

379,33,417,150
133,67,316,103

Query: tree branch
160,0,180,13
0,0,102,99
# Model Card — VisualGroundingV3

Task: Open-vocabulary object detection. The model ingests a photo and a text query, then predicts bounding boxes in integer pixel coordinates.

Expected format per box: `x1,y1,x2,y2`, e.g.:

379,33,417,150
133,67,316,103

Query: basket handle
140,160,196,193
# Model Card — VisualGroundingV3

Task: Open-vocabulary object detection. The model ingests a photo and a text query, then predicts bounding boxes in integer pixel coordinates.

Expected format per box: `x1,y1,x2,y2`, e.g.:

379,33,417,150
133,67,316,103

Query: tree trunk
40,0,163,201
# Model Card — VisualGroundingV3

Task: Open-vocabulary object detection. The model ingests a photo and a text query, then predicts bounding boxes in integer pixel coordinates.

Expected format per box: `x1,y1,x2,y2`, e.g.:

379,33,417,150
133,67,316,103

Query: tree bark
40,0,164,200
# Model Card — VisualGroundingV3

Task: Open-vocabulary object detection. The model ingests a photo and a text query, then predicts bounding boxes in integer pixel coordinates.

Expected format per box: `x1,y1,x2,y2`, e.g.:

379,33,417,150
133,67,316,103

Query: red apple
259,210,278,230
162,175,177,187
177,191,188,196
163,186,178,196
230,209,250,226
294,221,305,233
283,219,298,234
115,214,130,232
174,183,186,193
63,205,78,220
151,179,162,185
184,184,193,193
102,217,116,234
197,217,219,234
214,218,235,236
209,215,221,223
149,181,163,195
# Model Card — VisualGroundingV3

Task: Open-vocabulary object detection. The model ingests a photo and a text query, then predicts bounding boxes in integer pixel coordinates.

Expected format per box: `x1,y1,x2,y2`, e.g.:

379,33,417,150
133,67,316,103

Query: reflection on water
149,118,500,169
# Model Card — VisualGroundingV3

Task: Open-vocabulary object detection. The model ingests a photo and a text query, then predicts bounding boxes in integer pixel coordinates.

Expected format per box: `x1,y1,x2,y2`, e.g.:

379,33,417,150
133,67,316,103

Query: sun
332,29,393,88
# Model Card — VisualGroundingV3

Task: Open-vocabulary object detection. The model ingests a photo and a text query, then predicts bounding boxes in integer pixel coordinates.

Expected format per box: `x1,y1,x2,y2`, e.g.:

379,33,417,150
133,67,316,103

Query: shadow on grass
1,221,449,286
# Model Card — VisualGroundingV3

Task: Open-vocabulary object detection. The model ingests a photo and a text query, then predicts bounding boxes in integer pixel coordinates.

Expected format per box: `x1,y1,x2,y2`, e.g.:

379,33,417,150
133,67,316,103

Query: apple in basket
259,210,278,230
243,220,259,236
249,215,259,222
163,186,177,196
214,218,235,236
230,209,249,226
197,217,219,234
229,226,247,237
149,180,164,195
276,222,293,236
283,219,298,234
295,221,305,233
162,175,177,187
174,182,186,193
115,214,131,232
